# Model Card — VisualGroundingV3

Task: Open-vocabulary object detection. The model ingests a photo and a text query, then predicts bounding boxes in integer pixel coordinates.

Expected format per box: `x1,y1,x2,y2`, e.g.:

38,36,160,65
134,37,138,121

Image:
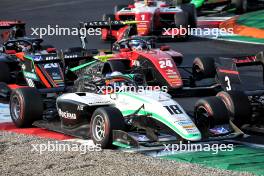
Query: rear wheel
181,3,197,28
90,107,125,149
174,12,189,40
233,0,248,14
10,88,43,128
193,57,216,80
0,62,11,83
174,12,189,28
216,91,251,127
194,97,230,138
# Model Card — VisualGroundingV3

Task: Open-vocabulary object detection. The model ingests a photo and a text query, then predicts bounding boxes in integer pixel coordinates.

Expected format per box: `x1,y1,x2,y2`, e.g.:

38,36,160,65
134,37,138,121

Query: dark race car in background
0,20,99,97
0,48,98,101
0,20,26,43
194,51,264,135
0,20,56,55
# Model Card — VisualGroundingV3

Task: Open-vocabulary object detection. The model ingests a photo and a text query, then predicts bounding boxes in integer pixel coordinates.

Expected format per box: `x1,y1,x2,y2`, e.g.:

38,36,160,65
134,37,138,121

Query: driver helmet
144,0,154,6
129,40,145,51
106,71,123,78
16,43,32,52
105,71,126,93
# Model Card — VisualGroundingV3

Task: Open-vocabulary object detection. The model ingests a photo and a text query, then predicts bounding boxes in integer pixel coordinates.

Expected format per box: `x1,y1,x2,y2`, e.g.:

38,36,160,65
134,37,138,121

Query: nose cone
135,12,153,36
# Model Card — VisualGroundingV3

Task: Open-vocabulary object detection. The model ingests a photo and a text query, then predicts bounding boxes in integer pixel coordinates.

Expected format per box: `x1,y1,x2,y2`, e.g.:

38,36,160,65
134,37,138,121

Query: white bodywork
57,90,202,141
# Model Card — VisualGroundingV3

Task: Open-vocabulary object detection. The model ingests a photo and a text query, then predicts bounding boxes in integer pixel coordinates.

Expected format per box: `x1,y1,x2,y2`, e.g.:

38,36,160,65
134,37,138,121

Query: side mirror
160,45,170,51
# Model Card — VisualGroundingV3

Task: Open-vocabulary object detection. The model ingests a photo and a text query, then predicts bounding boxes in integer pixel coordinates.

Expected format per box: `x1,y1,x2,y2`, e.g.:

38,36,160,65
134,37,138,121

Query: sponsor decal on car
23,71,38,80
58,109,77,119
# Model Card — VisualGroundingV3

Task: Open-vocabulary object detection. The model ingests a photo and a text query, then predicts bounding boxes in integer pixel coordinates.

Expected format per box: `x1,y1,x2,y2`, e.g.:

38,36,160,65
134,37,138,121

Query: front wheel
90,107,125,149
194,97,230,138
10,88,43,128
216,91,251,127
192,57,216,80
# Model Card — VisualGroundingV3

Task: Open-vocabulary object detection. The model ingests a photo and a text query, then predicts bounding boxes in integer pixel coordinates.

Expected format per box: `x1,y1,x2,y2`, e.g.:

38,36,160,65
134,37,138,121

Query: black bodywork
214,52,264,134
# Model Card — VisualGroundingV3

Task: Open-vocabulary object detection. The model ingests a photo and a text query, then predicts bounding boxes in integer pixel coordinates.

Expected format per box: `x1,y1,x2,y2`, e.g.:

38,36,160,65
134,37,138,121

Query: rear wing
80,20,138,29
215,51,264,92
79,20,138,49
17,50,97,66
0,20,26,42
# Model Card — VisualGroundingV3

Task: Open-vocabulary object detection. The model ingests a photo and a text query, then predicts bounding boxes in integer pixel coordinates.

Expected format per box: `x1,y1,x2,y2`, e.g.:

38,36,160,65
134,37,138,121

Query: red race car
76,36,218,93
98,0,197,41
0,20,26,43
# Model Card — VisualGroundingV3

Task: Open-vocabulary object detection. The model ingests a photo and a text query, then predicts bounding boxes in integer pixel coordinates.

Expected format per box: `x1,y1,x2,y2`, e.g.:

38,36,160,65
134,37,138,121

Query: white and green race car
9,74,243,149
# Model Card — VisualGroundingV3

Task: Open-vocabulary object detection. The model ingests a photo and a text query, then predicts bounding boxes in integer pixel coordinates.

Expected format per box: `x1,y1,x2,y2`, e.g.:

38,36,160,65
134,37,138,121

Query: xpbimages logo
163,25,234,38
31,141,102,154
31,25,102,38
163,141,234,155
96,85,169,94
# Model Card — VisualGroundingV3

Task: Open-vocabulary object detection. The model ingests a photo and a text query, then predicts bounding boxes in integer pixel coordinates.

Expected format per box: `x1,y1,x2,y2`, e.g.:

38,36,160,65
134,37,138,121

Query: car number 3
225,76,232,91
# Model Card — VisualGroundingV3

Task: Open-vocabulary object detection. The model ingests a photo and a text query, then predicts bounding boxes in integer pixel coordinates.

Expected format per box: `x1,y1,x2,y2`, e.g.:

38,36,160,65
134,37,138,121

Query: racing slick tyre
174,12,189,28
180,3,197,28
90,107,125,149
174,12,189,40
0,62,11,83
102,14,116,21
233,0,248,14
114,5,127,13
192,57,216,80
10,88,43,128
194,97,229,138
216,91,251,127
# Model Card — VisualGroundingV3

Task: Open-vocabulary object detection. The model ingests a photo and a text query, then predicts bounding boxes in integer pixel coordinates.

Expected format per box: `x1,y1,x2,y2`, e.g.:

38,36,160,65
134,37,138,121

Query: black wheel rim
92,115,105,141
11,95,21,121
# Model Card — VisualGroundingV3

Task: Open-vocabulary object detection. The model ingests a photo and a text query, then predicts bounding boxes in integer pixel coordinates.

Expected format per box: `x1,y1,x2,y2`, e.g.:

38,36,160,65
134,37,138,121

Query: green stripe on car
121,110,201,140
